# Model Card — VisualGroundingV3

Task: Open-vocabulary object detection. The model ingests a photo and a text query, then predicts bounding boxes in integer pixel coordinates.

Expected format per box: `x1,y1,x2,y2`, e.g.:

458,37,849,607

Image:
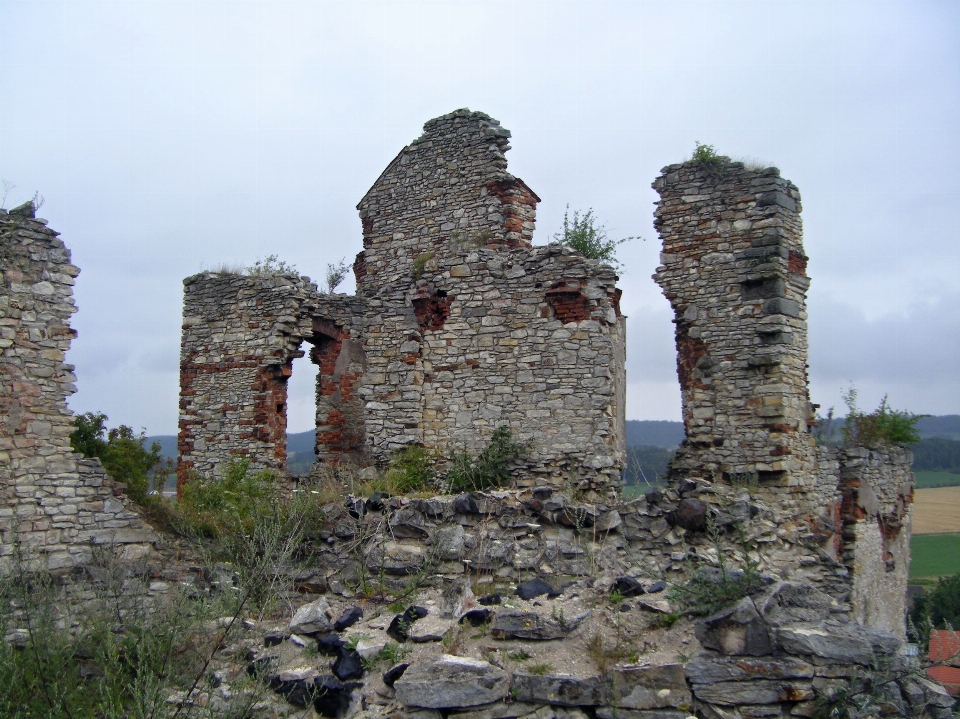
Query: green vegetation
70,412,172,504
913,438,960,473
246,253,298,277
624,445,672,486
412,251,433,279
691,141,725,172
910,573,960,651
385,445,438,494
914,470,960,489
552,205,635,271
910,533,960,579
325,257,349,293
840,387,925,447
446,425,527,493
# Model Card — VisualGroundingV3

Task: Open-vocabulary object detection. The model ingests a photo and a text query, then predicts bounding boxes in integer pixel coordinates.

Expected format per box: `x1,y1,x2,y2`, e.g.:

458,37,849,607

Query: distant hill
917,415,960,441
624,420,684,449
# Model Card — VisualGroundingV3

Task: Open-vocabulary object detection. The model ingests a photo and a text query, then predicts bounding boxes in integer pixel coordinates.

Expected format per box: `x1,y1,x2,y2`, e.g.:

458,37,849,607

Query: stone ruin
0,201,156,572
177,110,626,500
1,110,952,718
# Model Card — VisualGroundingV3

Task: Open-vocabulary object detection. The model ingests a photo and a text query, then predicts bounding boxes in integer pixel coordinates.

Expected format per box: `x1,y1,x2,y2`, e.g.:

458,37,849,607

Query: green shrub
178,456,281,537
691,141,723,168
446,425,528,493
246,253,298,277
910,573,960,649
69,412,172,504
552,206,634,270
386,445,438,494
841,387,925,447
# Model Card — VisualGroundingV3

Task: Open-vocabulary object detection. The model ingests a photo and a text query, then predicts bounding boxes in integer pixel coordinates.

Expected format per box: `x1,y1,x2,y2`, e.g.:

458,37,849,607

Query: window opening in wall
286,345,319,476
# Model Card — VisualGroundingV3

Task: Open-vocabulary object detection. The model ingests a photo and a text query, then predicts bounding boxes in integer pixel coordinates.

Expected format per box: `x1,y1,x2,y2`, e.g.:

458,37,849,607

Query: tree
69,412,172,503
552,206,635,270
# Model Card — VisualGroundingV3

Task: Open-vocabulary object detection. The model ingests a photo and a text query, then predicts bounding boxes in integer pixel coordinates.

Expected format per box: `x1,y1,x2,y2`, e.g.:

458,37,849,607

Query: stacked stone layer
0,203,155,571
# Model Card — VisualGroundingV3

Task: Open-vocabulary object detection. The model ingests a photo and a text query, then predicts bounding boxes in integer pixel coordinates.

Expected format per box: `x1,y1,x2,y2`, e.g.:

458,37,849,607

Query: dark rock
695,597,773,656
532,487,553,500
346,496,366,519
271,676,316,708
515,578,554,600
677,478,697,494
393,655,510,708
389,507,431,538
313,675,360,718
264,631,287,647
644,488,663,504
645,580,667,594
459,609,493,626
512,672,607,706
619,603,631,612
317,633,346,656
387,606,429,641
477,593,502,606
672,498,708,531
332,647,364,681
383,662,409,687
246,655,278,679
453,493,479,514
334,607,363,632
366,491,390,511
558,504,596,528
490,609,587,640
613,576,646,598
523,498,544,513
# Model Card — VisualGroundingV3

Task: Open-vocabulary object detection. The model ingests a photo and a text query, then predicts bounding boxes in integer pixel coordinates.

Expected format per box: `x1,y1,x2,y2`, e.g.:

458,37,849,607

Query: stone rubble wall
652,160,817,514
177,110,626,497
837,446,914,638
0,203,156,572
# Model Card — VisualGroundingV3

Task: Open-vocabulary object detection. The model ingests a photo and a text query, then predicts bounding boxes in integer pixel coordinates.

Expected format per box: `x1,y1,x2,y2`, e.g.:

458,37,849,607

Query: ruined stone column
1,201,155,570
177,272,316,489
653,160,817,508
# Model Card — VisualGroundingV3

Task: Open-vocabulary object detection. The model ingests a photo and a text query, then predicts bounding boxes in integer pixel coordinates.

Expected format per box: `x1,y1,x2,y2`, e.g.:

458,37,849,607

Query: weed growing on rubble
325,257,349,293
0,528,293,718
691,141,726,174
841,386,926,447
245,254,298,277
446,425,528,492
386,445,439,493
669,519,764,616
552,205,636,271
412,251,433,279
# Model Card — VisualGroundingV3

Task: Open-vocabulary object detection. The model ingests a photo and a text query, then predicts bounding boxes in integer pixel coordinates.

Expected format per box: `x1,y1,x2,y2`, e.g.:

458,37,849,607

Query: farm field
915,470,960,488
910,533,960,579
912,486,960,535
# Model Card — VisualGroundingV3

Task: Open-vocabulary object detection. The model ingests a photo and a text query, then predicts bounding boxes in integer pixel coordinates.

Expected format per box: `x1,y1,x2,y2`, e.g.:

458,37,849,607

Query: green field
910,533,960,578
915,470,960,489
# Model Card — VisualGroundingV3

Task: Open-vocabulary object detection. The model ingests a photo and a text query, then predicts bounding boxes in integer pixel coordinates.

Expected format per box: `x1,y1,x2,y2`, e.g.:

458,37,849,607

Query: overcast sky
1,0,958,435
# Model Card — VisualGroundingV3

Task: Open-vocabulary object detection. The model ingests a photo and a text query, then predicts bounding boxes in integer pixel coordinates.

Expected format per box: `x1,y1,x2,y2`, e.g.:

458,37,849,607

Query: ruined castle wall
353,110,624,495
838,446,914,637
652,161,818,513
0,203,155,571
178,273,317,486
415,244,625,499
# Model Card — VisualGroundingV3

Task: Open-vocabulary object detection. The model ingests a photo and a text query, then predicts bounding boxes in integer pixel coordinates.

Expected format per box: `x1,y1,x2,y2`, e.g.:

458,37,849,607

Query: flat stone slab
393,654,510,709
775,625,874,665
408,614,454,643
609,664,692,710
512,673,607,707
490,610,587,640
691,679,814,706
684,656,814,684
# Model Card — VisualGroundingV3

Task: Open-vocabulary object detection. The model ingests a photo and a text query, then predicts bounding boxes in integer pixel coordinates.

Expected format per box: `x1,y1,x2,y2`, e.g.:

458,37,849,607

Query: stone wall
837,446,914,637
0,202,155,571
178,110,626,498
652,161,816,513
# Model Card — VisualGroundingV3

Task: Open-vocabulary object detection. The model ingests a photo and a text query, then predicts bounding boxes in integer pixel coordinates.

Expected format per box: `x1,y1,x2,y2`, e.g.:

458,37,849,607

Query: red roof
929,630,960,665
927,665,960,697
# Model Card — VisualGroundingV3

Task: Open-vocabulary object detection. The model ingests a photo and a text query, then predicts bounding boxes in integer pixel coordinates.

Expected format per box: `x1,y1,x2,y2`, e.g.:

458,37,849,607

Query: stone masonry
0,201,156,571
653,158,914,638
178,110,626,499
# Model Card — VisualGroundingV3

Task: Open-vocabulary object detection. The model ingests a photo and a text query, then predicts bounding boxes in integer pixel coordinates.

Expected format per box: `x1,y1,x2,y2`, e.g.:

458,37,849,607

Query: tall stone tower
653,159,817,509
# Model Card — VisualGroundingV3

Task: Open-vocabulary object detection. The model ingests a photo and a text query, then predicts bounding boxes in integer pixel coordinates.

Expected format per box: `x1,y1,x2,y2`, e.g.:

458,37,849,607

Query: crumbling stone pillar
1,201,155,571
653,160,818,506
177,272,316,489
